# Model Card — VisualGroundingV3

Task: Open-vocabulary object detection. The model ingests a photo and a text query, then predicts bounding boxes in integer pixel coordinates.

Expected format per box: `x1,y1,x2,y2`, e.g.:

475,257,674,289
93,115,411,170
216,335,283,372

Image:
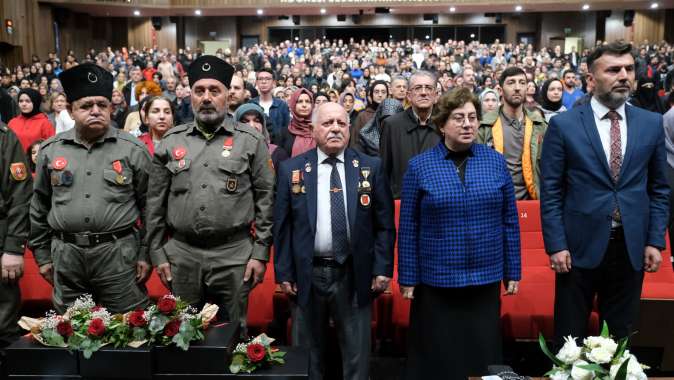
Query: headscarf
18,88,42,118
538,79,564,112
367,80,389,111
233,102,278,155
479,88,500,110
339,91,355,112
287,88,316,157
359,98,403,155
633,74,666,114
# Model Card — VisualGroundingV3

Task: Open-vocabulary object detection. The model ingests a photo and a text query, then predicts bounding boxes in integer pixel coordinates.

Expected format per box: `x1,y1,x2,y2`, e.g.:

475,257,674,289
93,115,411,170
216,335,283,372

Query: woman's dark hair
27,139,44,173
432,87,481,136
141,95,176,126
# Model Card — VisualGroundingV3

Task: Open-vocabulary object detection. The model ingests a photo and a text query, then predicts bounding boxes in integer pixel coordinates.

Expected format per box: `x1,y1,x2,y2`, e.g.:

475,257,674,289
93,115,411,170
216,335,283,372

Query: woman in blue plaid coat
398,88,521,380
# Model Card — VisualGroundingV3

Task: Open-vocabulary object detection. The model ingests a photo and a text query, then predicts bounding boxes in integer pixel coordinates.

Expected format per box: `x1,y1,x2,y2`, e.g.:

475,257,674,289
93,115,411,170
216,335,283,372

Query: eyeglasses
449,114,478,124
410,85,436,94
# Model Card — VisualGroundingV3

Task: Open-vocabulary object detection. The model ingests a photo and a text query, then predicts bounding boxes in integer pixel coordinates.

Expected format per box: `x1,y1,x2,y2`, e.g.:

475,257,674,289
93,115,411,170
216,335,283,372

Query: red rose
157,296,177,315
87,318,106,337
246,343,266,363
163,319,181,337
56,321,73,337
128,310,147,327
91,306,103,312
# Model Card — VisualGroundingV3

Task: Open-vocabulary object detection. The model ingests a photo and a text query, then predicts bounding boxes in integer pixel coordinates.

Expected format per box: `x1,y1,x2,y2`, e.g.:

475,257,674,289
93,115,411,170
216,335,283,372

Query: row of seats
19,201,674,343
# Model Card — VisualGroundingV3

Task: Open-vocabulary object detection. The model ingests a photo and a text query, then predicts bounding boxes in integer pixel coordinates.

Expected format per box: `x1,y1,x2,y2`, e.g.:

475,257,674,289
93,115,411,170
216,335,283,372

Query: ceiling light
582,4,590,10
133,10,140,16
515,5,523,11
470,33,475,38
256,9,263,15
194,9,202,15
320,8,326,14
425,35,430,39
651,2,659,8
449,6,456,12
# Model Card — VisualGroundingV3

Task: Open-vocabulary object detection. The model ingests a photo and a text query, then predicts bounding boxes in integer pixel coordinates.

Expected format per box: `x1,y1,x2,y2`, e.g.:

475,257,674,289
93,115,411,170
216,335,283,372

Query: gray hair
409,70,437,87
391,75,408,86
311,102,349,127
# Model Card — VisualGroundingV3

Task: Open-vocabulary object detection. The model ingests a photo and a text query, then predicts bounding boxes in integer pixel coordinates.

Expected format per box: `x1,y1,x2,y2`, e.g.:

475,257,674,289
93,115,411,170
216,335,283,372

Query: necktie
605,110,622,222
325,157,349,263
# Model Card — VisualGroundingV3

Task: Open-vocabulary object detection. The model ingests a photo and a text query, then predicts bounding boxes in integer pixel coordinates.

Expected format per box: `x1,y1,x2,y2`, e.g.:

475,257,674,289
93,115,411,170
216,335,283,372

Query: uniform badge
61,170,74,186
112,160,125,184
10,163,27,181
172,146,187,160
300,185,306,194
291,170,301,194
304,162,312,173
52,157,67,170
360,167,371,189
268,158,274,171
222,136,233,158
360,193,371,207
51,173,61,186
178,159,186,169
226,177,238,192
352,159,359,168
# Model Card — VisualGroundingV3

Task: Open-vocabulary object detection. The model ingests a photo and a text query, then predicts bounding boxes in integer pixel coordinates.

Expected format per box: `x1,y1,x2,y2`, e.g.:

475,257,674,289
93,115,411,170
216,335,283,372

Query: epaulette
163,123,191,138
116,130,149,149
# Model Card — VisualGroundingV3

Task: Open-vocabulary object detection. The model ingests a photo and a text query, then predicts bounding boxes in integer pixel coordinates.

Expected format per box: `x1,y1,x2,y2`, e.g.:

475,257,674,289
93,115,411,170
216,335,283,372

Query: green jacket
476,108,547,199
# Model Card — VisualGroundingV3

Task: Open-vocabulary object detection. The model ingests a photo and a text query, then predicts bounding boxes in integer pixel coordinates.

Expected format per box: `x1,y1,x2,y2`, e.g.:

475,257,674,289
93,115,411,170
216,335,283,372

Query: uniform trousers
553,228,644,349
291,260,371,380
404,282,502,380
162,237,252,333
52,233,148,314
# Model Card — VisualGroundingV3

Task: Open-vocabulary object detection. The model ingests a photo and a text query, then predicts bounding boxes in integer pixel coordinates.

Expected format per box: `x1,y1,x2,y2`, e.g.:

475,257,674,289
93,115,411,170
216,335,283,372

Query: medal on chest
222,136,233,158
112,160,126,184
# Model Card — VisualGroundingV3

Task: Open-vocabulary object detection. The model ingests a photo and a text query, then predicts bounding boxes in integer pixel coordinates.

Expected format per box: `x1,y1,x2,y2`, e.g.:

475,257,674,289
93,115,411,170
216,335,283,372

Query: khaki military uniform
145,118,274,331
29,127,150,314
0,123,32,345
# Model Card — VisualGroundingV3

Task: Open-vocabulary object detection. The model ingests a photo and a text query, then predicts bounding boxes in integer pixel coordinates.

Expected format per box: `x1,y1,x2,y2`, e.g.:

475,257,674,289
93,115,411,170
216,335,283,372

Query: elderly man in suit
540,41,669,348
274,102,395,380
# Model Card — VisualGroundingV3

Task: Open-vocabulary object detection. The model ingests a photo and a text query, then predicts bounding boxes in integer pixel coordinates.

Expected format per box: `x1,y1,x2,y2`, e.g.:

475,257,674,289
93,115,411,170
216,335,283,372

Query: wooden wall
0,0,54,67
128,17,177,52
605,10,665,44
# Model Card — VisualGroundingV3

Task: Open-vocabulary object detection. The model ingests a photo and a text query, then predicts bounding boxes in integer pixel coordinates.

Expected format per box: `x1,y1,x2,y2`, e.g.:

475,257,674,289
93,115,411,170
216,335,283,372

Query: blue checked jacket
398,143,521,288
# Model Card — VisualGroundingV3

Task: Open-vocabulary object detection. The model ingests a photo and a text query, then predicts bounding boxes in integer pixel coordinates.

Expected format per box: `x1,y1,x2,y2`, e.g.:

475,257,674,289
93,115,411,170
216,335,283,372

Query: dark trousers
291,261,371,380
553,228,644,348
404,283,502,380
666,165,674,254
0,273,20,346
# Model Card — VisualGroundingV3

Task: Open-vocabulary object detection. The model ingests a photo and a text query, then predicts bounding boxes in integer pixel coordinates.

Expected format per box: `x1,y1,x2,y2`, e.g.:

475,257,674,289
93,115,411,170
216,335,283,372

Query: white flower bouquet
539,323,648,380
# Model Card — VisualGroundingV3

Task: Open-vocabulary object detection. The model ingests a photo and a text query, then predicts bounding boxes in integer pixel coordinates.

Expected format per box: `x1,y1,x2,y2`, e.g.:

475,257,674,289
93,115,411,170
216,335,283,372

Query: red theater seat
247,248,276,332
19,248,52,307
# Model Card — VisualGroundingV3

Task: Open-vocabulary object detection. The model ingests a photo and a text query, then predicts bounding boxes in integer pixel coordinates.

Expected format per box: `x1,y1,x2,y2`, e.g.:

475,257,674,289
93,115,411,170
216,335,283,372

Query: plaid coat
398,143,521,288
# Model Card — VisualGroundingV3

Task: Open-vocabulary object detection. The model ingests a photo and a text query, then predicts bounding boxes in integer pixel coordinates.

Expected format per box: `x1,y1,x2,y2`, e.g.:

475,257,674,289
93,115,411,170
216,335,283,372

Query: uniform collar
187,117,236,138
62,125,118,146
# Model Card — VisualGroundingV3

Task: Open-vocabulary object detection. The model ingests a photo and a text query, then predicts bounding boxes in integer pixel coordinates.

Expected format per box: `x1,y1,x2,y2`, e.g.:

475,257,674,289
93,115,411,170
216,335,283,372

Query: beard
596,90,629,110
196,106,226,127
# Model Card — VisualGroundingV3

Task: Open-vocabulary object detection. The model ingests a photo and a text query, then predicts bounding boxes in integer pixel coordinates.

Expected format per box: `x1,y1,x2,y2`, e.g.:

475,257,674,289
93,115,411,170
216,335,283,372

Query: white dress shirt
590,96,627,165
314,148,350,255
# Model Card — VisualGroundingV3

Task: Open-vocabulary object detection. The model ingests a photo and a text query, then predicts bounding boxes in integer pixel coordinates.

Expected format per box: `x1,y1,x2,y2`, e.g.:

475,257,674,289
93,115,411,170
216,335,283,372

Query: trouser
553,228,644,349
666,165,674,256
0,255,21,346
162,237,252,333
52,233,149,314
291,261,371,380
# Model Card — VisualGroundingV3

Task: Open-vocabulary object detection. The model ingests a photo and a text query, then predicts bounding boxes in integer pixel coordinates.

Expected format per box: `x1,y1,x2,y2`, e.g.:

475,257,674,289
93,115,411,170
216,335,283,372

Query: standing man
274,102,395,380
380,71,440,199
540,41,669,347
29,63,151,314
390,76,408,104
561,69,585,110
123,66,144,108
0,123,32,346
145,56,274,332
477,67,547,200
227,75,248,118
250,68,290,143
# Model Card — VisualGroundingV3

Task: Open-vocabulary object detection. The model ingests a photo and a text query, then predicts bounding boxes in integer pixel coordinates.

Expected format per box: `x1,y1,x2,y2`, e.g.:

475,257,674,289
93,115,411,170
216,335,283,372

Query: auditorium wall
184,16,238,52
539,12,596,51
605,10,665,44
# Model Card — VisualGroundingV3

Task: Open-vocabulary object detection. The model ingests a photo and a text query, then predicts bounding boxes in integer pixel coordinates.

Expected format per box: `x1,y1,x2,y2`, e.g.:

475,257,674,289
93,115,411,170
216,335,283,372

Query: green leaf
577,363,608,374
538,333,565,367
615,358,630,380
132,327,147,341
614,337,629,360
600,321,610,338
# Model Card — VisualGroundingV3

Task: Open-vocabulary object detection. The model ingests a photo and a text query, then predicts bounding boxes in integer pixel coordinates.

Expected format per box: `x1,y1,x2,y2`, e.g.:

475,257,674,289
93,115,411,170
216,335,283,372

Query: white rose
587,346,613,364
584,336,604,349
557,336,582,364
550,370,571,380
571,360,594,380
609,354,647,380
599,338,618,356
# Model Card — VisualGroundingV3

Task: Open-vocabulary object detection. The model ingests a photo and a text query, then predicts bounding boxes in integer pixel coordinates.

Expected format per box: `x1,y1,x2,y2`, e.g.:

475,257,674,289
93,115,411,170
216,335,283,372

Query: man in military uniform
0,123,32,346
29,63,151,314
145,56,274,332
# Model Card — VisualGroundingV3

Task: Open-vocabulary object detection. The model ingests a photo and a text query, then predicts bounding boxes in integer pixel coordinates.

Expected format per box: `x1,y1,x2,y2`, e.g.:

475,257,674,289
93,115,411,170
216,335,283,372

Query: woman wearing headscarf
339,91,360,128
234,103,289,170
631,74,667,114
277,88,315,157
8,88,54,150
358,98,403,156
536,78,567,123
478,88,500,115
351,80,389,148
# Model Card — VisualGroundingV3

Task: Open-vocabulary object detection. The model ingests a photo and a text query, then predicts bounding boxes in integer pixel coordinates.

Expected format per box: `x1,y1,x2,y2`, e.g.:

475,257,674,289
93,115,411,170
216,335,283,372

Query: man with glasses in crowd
250,68,289,143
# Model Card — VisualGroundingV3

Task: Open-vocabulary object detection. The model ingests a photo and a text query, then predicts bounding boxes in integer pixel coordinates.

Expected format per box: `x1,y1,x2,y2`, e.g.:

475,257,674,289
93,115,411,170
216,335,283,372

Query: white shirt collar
317,148,345,164
590,96,626,121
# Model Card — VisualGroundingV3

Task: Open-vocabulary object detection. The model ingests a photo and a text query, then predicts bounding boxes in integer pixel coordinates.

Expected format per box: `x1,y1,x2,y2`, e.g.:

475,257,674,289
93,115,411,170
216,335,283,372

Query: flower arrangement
19,294,219,359
229,333,286,374
539,323,648,380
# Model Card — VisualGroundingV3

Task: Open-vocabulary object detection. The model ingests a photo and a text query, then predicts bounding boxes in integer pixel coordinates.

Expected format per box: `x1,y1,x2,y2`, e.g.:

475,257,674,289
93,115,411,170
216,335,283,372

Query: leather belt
54,227,135,248
173,227,250,248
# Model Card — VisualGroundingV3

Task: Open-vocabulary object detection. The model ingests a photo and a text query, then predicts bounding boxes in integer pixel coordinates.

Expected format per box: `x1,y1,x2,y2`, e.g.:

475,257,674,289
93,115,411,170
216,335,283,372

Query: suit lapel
344,149,359,242
580,103,613,180
305,149,318,235
619,105,637,182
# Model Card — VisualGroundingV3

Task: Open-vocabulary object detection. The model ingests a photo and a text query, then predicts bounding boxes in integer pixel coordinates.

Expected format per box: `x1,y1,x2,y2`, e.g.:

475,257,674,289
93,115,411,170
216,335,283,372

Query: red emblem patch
112,160,123,174
53,157,67,170
10,163,27,181
172,146,187,160
360,194,371,207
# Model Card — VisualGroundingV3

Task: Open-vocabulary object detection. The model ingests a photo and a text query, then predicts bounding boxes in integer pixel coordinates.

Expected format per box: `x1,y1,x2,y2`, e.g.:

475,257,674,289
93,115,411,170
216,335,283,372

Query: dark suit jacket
273,148,396,307
540,102,669,270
